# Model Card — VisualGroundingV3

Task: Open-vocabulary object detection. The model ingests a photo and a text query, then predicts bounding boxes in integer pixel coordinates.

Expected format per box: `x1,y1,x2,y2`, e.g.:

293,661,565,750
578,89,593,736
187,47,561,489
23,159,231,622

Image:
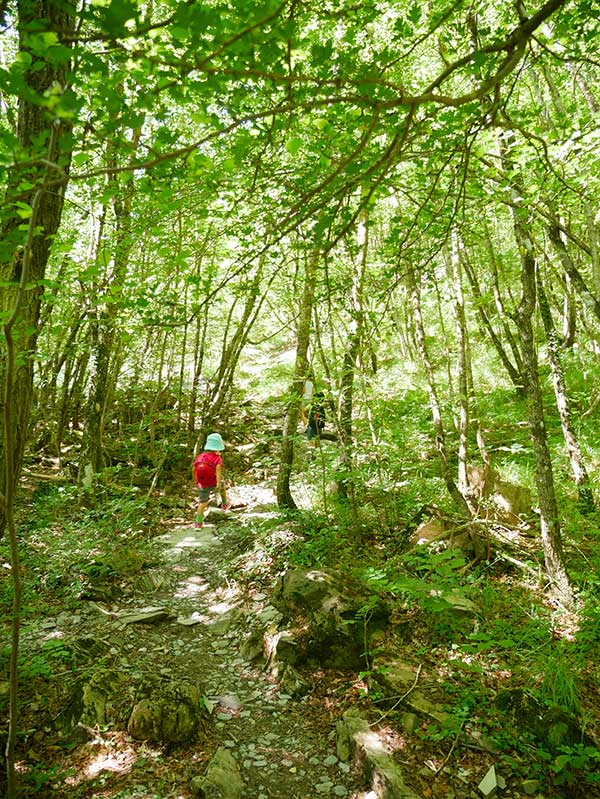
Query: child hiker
303,389,326,447
192,432,232,528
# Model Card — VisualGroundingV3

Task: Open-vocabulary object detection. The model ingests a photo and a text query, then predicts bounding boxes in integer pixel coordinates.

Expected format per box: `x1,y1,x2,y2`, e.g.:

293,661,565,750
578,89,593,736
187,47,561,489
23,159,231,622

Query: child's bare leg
218,482,229,506
195,499,209,524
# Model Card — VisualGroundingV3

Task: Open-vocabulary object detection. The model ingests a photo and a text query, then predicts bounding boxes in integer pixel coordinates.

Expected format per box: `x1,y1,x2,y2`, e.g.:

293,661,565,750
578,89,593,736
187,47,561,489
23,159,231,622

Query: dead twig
370,663,423,726
433,717,466,775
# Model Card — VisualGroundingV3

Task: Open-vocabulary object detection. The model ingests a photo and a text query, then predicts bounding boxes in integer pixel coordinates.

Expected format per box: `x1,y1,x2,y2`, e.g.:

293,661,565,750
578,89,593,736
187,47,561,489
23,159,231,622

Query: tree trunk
336,212,369,504
461,246,524,389
0,0,74,535
548,220,600,324
508,187,573,603
483,225,526,387
276,247,318,509
448,233,470,498
79,131,141,486
406,262,471,517
200,257,267,429
1,5,75,792
537,267,595,510
187,237,215,448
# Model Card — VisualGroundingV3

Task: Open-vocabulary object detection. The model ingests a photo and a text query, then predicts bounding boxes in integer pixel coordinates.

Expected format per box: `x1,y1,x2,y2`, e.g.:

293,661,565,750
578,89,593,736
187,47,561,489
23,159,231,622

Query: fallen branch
22,470,67,483
498,553,541,578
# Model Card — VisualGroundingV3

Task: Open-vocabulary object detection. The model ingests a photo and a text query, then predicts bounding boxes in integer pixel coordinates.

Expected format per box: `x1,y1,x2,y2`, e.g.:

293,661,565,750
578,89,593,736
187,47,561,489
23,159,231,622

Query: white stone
478,765,499,797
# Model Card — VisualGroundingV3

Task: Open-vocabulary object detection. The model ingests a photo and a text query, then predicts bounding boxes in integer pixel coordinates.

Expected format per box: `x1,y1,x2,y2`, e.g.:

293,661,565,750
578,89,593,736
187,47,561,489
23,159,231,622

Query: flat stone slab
157,528,220,559
118,606,170,625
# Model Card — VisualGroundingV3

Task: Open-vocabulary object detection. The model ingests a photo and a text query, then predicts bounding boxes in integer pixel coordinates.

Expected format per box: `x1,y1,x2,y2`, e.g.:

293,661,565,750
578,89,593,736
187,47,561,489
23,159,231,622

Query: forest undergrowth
2,400,600,798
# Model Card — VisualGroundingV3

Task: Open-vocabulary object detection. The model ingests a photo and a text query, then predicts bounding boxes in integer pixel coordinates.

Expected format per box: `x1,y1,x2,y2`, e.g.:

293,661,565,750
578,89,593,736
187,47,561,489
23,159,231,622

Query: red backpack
194,453,217,486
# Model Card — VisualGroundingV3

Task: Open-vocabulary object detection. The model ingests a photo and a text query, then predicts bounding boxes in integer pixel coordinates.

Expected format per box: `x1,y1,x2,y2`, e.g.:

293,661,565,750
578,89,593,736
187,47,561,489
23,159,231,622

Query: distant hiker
300,376,314,425
192,432,232,528
304,389,326,447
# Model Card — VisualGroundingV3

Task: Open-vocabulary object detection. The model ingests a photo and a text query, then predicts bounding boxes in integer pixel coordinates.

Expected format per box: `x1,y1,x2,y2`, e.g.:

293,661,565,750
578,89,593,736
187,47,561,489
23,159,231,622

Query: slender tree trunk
43,311,85,443
187,243,215,449
560,273,576,348
448,233,471,502
508,183,573,603
178,277,189,427
433,273,456,420
201,258,266,428
277,247,318,509
548,220,600,324
336,213,368,504
483,226,526,384
79,131,141,485
537,267,595,510
567,63,599,114
585,202,600,300
406,262,471,517
461,246,523,389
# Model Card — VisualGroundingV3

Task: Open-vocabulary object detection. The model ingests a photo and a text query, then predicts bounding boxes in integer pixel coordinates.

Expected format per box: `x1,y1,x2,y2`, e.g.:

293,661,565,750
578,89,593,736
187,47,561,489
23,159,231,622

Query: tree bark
460,245,524,389
537,266,595,510
276,247,318,509
336,212,369,504
448,233,470,498
0,0,74,534
200,257,267,430
406,262,471,517
548,220,600,325
508,185,573,603
79,131,141,486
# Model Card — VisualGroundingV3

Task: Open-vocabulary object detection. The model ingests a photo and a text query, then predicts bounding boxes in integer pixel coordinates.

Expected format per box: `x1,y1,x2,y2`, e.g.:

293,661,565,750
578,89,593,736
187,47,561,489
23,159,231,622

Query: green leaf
408,4,422,25
72,152,89,168
285,137,303,156
15,202,33,219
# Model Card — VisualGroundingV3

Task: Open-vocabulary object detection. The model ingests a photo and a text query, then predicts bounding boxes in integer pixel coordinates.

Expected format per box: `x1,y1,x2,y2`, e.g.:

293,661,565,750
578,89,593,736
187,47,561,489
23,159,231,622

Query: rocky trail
47,484,391,799
148,487,366,799
15,478,581,799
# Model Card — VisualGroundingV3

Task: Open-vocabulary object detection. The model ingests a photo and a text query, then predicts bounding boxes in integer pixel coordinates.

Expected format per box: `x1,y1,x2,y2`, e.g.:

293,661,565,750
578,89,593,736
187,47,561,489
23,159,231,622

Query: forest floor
6,481,378,799
4,470,600,799
46,483,374,799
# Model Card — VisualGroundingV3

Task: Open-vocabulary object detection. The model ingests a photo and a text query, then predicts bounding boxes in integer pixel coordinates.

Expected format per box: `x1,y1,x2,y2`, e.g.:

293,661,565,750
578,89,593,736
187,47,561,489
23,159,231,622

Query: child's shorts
306,423,321,441
197,485,216,501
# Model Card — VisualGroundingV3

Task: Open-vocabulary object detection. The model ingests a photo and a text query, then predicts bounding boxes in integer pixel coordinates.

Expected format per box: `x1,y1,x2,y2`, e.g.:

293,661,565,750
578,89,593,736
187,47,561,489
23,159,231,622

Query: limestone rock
191,747,243,798
80,670,132,728
478,765,499,797
467,465,532,524
335,709,420,799
118,606,171,625
239,630,265,662
270,569,388,670
368,659,449,724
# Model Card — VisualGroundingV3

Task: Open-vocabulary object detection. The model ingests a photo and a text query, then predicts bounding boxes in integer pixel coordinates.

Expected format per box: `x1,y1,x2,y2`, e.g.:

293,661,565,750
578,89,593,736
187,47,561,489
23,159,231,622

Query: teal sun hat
204,432,225,451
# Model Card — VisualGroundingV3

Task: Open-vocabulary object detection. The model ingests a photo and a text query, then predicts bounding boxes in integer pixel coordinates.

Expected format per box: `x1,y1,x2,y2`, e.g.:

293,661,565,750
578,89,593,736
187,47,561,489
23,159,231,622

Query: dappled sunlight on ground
60,734,140,789
173,576,210,599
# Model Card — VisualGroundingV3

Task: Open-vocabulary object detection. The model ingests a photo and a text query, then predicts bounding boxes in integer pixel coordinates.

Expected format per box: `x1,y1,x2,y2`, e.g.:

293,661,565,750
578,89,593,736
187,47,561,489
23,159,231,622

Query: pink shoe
221,501,232,511
194,521,203,528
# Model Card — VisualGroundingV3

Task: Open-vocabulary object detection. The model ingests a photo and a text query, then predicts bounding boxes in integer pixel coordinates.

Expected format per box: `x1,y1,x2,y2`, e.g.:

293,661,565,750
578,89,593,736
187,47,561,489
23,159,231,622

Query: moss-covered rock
127,680,206,744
